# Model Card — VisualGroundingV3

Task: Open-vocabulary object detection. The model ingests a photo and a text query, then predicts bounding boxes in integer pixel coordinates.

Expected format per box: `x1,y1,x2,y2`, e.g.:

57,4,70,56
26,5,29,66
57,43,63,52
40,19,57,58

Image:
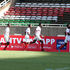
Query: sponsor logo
56,39,66,50
0,38,55,45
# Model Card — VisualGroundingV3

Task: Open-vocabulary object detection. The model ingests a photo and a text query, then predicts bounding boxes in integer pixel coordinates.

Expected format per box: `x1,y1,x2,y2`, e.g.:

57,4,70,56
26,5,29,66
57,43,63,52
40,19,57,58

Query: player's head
28,24,32,28
7,24,10,27
67,24,70,29
39,23,42,27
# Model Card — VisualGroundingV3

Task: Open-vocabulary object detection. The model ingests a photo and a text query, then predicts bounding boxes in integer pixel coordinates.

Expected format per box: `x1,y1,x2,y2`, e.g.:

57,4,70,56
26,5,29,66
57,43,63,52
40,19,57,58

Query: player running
30,23,44,51
59,24,70,50
1,24,10,50
21,24,32,48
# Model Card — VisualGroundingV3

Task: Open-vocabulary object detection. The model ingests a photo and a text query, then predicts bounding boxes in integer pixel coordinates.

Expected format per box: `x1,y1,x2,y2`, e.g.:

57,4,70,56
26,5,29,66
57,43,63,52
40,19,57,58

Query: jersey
35,26,41,36
24,27,30,42
26,27,30,36
66,28,70,36
65,28,70,43
5,27,10,36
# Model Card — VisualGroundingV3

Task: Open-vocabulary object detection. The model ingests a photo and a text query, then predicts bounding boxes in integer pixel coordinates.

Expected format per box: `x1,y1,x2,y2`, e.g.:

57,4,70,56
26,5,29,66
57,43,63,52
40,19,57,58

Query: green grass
0,51,70,70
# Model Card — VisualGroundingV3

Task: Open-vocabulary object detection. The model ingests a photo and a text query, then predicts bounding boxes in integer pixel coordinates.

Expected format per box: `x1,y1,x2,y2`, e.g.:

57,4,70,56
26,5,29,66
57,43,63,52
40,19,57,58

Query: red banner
0,35,69,52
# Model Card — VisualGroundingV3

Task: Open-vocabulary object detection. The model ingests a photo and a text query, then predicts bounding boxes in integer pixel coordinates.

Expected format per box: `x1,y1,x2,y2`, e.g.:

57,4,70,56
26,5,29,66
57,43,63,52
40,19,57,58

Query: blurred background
0,0,70,36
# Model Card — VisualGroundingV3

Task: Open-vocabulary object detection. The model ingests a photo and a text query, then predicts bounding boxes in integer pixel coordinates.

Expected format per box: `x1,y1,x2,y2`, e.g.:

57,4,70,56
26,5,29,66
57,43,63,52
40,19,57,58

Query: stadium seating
19,0,70,3
15,3,70,8
0,2,70,26
4,7,64,16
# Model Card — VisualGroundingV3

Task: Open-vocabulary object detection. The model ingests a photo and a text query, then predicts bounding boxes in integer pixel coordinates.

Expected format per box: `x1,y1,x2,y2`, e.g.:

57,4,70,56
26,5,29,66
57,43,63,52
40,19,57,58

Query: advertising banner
0,35,69,52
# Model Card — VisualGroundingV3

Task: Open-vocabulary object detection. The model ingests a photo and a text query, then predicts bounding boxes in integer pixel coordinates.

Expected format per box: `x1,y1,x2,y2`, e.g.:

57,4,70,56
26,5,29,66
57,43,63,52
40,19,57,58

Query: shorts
4,35,9,42
64,35,70,43
25,35,30,42
34,35,42,41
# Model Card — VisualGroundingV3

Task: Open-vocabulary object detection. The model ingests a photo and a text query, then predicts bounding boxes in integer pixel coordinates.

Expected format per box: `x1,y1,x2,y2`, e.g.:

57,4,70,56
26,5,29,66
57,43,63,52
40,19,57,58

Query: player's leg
3,36,10,50
21,35,28,46
22,35,30,49
37,35,44,51
39,40,44,51
25,38,31,49
59,36,68,50
1,43,7,45
30,39,37,44
59,43,67,49
3,42,10,50
30,36,37,44
21,41,27,46
60,36,70,50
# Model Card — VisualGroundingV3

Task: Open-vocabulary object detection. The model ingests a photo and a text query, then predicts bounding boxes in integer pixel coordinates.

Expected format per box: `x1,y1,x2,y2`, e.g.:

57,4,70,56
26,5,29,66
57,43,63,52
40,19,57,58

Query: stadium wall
0,27,66,36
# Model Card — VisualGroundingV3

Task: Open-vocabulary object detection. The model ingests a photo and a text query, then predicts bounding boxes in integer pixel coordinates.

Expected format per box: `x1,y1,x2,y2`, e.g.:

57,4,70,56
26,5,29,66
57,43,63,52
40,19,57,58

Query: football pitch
0,51,70,70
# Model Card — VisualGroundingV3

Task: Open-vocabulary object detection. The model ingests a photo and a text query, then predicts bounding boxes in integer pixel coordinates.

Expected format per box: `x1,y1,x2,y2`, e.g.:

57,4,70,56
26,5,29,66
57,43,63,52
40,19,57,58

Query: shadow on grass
0,51,70,70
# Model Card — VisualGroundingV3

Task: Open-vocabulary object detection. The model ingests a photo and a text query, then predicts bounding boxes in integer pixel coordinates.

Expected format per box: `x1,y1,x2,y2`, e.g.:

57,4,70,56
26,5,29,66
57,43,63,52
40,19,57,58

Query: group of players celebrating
0,23,70,51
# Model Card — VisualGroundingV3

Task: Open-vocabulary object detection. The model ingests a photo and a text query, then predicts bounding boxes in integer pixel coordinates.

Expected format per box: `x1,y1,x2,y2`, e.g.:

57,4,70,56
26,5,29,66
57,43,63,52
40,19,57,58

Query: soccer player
1,24,10,50
59,24,70,50
21,24,32,48
30,23,44,51
25,24,32,43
